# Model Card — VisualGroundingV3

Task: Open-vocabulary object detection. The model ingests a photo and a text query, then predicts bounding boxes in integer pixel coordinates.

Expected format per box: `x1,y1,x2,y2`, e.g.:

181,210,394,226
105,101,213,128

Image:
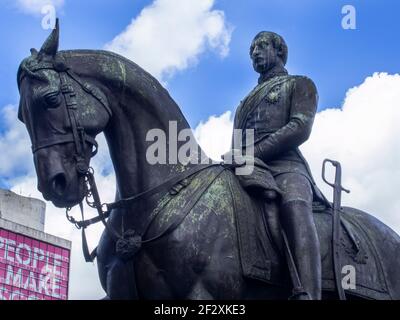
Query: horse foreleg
106,258,138,299
97,230,138,299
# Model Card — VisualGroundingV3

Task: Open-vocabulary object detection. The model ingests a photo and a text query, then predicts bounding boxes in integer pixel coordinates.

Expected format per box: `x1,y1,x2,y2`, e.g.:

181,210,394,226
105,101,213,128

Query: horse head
17,20,112,208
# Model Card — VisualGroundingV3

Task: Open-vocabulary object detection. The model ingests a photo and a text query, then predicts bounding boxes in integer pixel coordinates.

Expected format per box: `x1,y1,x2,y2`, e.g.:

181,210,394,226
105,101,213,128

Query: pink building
0,189,71,300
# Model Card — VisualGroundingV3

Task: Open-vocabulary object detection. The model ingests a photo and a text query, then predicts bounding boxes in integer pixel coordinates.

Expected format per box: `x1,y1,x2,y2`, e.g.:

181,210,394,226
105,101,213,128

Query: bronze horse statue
17,22,400,299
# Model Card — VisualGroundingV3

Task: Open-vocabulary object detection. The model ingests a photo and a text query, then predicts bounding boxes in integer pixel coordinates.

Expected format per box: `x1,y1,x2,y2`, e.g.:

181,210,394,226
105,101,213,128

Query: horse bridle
26,66,100,162
25,63,122,261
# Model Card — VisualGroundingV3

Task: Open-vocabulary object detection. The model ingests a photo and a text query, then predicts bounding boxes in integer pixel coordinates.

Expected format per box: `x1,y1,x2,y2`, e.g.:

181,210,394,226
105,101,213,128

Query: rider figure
232,31,323,299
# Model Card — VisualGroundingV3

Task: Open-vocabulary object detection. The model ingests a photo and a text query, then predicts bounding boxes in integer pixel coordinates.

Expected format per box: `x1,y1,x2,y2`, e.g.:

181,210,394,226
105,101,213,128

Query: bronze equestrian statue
16,21,400,299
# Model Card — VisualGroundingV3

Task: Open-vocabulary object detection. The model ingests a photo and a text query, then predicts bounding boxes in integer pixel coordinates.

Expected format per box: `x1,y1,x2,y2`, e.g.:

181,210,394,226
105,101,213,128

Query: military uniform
233,67,327,206
232,66,327,299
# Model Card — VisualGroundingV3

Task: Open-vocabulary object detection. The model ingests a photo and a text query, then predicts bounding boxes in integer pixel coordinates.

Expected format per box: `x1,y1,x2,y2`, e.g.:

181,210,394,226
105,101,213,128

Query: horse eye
44,91,62,109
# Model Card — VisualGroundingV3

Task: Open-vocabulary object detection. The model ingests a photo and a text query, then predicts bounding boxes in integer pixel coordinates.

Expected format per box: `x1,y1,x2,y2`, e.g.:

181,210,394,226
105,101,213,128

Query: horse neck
105,93,203,200
66,50,209,200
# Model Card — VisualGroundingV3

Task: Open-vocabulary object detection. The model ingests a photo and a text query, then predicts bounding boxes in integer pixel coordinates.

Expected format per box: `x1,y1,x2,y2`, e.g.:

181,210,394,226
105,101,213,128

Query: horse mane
59,49,191,130
64,49,146,74
61,49,151,79
59,49,163,95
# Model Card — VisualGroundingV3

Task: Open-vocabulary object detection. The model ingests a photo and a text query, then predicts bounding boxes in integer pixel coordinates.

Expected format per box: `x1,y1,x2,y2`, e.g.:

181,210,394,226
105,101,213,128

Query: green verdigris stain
118,60,126,96
152,168,236,245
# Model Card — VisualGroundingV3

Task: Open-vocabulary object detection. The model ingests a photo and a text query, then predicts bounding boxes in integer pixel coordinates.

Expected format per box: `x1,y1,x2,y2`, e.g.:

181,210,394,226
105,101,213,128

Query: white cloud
194,111,233,161
15,0,64,15
104,0,232,82
194,73,400,235
0,105,34,181
302,73,400,234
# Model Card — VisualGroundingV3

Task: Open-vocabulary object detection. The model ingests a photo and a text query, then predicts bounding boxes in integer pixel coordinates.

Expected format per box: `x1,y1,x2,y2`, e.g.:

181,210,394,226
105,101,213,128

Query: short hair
250,31,288,65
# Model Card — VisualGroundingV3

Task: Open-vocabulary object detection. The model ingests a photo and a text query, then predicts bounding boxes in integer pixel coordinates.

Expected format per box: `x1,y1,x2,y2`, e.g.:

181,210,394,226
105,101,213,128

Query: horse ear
38,18,59,58
30,48,38,56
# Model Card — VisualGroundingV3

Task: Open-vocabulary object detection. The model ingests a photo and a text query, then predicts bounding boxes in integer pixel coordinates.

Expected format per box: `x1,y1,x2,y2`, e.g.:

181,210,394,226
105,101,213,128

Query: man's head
249,31,288,74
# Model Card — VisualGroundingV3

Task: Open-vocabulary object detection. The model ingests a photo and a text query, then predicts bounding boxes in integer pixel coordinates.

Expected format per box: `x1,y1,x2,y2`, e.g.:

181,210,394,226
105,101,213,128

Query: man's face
250,35,279,74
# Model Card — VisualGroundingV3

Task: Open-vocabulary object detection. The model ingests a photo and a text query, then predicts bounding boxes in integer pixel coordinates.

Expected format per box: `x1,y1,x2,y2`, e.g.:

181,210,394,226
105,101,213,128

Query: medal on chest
265,85,282,104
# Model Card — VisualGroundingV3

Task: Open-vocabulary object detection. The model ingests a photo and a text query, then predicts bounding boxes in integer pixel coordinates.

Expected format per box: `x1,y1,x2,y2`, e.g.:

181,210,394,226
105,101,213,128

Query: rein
69,162,223,262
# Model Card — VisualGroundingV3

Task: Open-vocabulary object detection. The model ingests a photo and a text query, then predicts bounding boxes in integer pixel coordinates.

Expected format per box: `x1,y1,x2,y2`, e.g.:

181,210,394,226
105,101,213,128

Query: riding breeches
274,172,313,206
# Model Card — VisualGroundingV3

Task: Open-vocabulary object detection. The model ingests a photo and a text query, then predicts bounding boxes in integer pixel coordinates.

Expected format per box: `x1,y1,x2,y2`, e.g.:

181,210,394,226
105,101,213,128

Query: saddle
227,170,395,299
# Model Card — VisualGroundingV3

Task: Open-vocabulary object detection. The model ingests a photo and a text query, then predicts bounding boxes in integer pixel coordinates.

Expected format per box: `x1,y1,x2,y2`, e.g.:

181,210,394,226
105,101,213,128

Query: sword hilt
322,159,350,194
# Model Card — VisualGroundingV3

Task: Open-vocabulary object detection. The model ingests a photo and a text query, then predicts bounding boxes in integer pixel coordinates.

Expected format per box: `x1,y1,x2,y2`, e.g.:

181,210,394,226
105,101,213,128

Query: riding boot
280,200,322,300
263,199,284,254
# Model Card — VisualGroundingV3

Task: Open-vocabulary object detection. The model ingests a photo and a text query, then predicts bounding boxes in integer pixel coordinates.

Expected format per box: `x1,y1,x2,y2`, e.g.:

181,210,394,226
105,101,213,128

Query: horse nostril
52,173,67,197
